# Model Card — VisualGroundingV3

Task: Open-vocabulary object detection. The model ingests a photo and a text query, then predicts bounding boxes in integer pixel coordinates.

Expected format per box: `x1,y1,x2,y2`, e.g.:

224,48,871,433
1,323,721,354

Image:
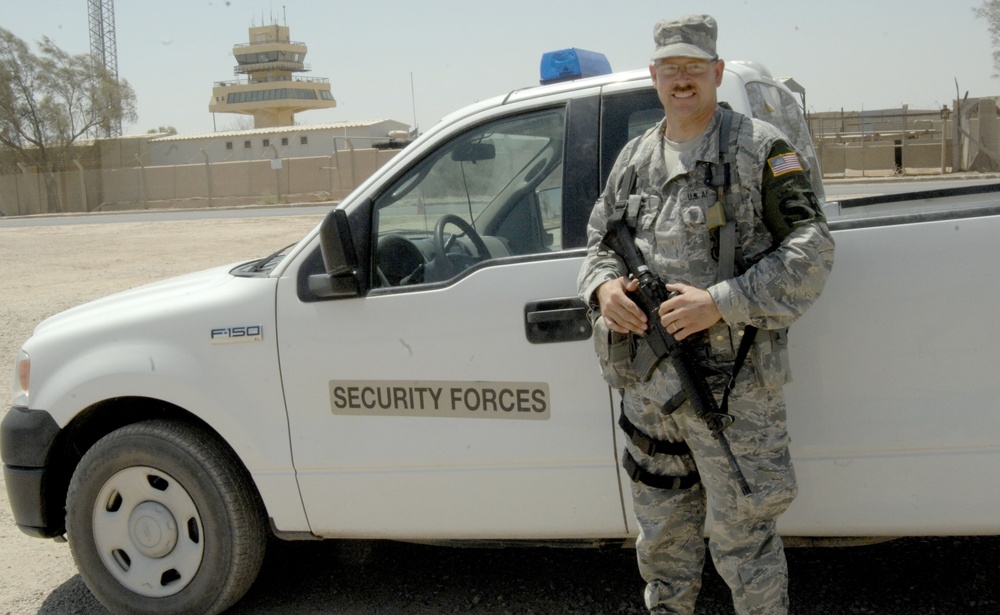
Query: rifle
601,165,752,496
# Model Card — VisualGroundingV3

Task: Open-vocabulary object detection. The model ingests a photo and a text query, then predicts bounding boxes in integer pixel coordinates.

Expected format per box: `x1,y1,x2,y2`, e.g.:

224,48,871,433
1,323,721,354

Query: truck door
275,98,630,540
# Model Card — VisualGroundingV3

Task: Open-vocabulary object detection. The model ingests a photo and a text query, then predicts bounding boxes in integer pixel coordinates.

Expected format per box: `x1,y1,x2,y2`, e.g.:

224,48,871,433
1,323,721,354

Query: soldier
578,14,834,615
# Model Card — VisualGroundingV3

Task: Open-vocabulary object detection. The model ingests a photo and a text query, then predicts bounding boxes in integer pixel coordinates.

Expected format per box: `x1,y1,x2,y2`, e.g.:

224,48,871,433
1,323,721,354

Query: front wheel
66,420,267,615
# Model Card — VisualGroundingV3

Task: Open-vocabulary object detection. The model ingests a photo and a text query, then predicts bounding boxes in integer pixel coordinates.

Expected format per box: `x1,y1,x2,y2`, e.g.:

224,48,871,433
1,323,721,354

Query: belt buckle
633,433,657,457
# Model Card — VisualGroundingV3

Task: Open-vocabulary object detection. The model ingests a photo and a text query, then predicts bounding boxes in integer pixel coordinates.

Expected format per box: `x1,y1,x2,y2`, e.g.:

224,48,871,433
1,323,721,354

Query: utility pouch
706,321,738,362
751,327,792,388
631,339,661,383
592,315,638,389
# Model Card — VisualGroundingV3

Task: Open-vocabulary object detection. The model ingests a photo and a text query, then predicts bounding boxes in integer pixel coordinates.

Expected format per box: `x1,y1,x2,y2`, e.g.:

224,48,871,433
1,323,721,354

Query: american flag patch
768,153,803,177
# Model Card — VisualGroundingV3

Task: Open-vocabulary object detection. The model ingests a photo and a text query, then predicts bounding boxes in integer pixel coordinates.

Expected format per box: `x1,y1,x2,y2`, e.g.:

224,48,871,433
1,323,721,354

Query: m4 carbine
601,165,752,496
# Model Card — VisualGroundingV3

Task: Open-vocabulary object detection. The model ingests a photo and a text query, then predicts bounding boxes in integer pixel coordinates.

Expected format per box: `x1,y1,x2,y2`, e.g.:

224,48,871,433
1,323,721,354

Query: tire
66,420,268,615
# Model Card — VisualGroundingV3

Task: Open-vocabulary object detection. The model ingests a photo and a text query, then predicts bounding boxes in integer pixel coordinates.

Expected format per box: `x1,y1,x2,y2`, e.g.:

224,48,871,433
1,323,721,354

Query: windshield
374,111,565,240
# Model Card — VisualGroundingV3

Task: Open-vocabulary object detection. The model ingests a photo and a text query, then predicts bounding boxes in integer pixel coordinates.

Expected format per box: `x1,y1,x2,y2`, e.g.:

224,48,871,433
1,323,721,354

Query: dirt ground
0,212,325,614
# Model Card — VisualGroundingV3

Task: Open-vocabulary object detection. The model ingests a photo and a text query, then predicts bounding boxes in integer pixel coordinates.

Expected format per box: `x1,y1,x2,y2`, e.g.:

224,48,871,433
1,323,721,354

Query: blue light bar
539,48,612,85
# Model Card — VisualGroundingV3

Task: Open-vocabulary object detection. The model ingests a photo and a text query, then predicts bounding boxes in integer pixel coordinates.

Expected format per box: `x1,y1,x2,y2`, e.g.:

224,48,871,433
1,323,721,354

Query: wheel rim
91,466,205,597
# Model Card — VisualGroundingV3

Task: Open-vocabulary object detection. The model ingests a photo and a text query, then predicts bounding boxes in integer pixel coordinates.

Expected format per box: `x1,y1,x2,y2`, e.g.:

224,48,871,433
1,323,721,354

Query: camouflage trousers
623,371,797,615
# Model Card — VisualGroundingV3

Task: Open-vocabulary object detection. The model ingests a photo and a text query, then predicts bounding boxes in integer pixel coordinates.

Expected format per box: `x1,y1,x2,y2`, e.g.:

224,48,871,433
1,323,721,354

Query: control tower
210,23,336,128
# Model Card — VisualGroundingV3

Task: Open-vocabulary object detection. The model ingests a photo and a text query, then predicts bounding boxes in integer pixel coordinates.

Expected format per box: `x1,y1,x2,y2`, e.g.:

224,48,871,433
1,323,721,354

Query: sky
3,0,997,136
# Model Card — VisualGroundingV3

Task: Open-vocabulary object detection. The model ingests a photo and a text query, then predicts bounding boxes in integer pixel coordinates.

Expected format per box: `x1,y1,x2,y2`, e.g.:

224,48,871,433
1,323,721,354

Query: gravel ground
1,212,999,614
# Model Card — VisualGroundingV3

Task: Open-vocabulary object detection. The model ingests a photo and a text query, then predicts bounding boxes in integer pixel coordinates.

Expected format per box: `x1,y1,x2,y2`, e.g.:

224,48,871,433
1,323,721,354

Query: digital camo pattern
578,105,834,614
625,371,796,614
651,14,718,61
578,105,835,406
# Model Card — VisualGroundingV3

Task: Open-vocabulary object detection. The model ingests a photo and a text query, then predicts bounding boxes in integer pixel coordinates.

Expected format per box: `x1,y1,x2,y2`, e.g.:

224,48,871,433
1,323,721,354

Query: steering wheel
376,234,425,286
433,214,492,277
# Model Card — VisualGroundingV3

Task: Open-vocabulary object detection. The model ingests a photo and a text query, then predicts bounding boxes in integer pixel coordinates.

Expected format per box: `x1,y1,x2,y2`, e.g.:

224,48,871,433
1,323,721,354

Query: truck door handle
526,306,587,324
524,297,592,344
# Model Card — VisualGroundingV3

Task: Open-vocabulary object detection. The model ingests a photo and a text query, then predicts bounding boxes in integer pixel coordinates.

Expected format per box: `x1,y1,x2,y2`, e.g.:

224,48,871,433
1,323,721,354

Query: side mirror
309,208,361,298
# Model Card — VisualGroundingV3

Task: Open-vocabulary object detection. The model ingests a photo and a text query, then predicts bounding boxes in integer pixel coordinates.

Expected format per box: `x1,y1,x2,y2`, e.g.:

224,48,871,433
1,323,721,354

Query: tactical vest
607,105,791,489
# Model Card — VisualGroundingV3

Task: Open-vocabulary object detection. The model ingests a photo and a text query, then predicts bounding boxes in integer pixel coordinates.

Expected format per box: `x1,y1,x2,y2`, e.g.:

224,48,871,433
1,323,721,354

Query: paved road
0,202,333,227
828,175,1000,200
3,176,999,229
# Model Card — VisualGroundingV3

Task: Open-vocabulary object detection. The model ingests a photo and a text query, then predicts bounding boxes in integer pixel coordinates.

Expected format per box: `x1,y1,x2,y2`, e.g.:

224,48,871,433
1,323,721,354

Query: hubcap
91,466,205,597
128,501,178,558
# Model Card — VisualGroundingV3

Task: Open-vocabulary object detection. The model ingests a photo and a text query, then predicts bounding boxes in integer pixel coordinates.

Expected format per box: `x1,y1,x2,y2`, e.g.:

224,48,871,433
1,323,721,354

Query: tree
975,0,1000,77
0,27,137,212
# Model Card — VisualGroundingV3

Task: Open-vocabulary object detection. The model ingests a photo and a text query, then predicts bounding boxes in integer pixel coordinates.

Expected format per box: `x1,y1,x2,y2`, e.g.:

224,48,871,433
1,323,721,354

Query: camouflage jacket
578,105,835,402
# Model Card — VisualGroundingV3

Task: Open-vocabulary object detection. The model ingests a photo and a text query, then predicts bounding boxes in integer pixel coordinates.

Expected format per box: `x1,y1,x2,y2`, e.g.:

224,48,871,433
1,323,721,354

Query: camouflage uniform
578,105,834,614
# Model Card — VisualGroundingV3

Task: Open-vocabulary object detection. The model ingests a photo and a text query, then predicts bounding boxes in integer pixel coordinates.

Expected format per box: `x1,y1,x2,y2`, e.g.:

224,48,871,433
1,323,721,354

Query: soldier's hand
659,283,722,341
596,277,647,335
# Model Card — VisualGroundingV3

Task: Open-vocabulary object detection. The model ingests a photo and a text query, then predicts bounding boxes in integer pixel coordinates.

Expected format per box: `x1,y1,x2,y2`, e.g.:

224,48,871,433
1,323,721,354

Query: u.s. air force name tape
329,380,550,420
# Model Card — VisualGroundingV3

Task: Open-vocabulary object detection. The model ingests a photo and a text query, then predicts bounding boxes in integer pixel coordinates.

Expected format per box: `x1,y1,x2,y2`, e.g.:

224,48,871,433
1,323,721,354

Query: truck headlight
12,349,29,408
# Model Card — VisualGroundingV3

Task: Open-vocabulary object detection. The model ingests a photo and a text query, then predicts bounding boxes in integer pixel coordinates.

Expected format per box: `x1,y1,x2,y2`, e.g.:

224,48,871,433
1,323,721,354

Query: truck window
372,108,566,287
627,109,666,141
744,82,810,151
599,89,663,189
744,82,825,197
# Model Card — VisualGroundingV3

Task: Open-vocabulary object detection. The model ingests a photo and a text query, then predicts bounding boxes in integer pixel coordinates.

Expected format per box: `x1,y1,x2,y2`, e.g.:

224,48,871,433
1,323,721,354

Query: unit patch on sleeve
767,152,804,177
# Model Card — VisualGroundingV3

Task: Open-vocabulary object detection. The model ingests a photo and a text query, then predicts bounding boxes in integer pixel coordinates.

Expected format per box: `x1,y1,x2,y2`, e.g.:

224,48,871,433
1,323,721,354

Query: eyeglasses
654,60,714,78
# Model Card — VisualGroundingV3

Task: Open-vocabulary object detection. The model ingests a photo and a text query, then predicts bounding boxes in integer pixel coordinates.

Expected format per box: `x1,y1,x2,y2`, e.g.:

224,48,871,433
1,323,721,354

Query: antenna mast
87,0,122,137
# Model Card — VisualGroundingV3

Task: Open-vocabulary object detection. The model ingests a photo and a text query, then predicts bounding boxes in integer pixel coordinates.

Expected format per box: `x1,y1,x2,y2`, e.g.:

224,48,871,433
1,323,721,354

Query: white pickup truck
4,59,1000,614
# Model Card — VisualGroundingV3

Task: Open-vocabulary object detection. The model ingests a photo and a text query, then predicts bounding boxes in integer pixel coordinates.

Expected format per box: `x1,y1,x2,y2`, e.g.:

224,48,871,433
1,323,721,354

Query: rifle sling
713,106,741,284
721,325,758,415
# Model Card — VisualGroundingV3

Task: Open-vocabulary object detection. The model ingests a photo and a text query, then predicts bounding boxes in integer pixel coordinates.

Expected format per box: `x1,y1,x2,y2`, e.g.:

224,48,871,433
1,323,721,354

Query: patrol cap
651,14,718,61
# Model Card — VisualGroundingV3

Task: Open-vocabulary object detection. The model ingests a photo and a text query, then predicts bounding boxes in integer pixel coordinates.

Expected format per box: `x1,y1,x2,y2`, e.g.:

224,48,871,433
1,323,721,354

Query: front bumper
1,406,64,538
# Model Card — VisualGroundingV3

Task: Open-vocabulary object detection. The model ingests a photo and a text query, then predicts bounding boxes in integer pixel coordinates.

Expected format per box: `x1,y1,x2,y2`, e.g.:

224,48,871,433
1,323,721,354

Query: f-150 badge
210,325,263,344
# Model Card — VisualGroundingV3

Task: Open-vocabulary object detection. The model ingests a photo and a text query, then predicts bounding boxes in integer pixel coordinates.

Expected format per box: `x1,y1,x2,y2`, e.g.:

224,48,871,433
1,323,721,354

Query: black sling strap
721,327,757,415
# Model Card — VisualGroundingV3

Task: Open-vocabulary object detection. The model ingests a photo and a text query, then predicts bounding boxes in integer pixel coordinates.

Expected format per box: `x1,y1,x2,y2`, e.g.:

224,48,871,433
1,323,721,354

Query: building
142,120,410,167
209,23,336,128
807,105,954,176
